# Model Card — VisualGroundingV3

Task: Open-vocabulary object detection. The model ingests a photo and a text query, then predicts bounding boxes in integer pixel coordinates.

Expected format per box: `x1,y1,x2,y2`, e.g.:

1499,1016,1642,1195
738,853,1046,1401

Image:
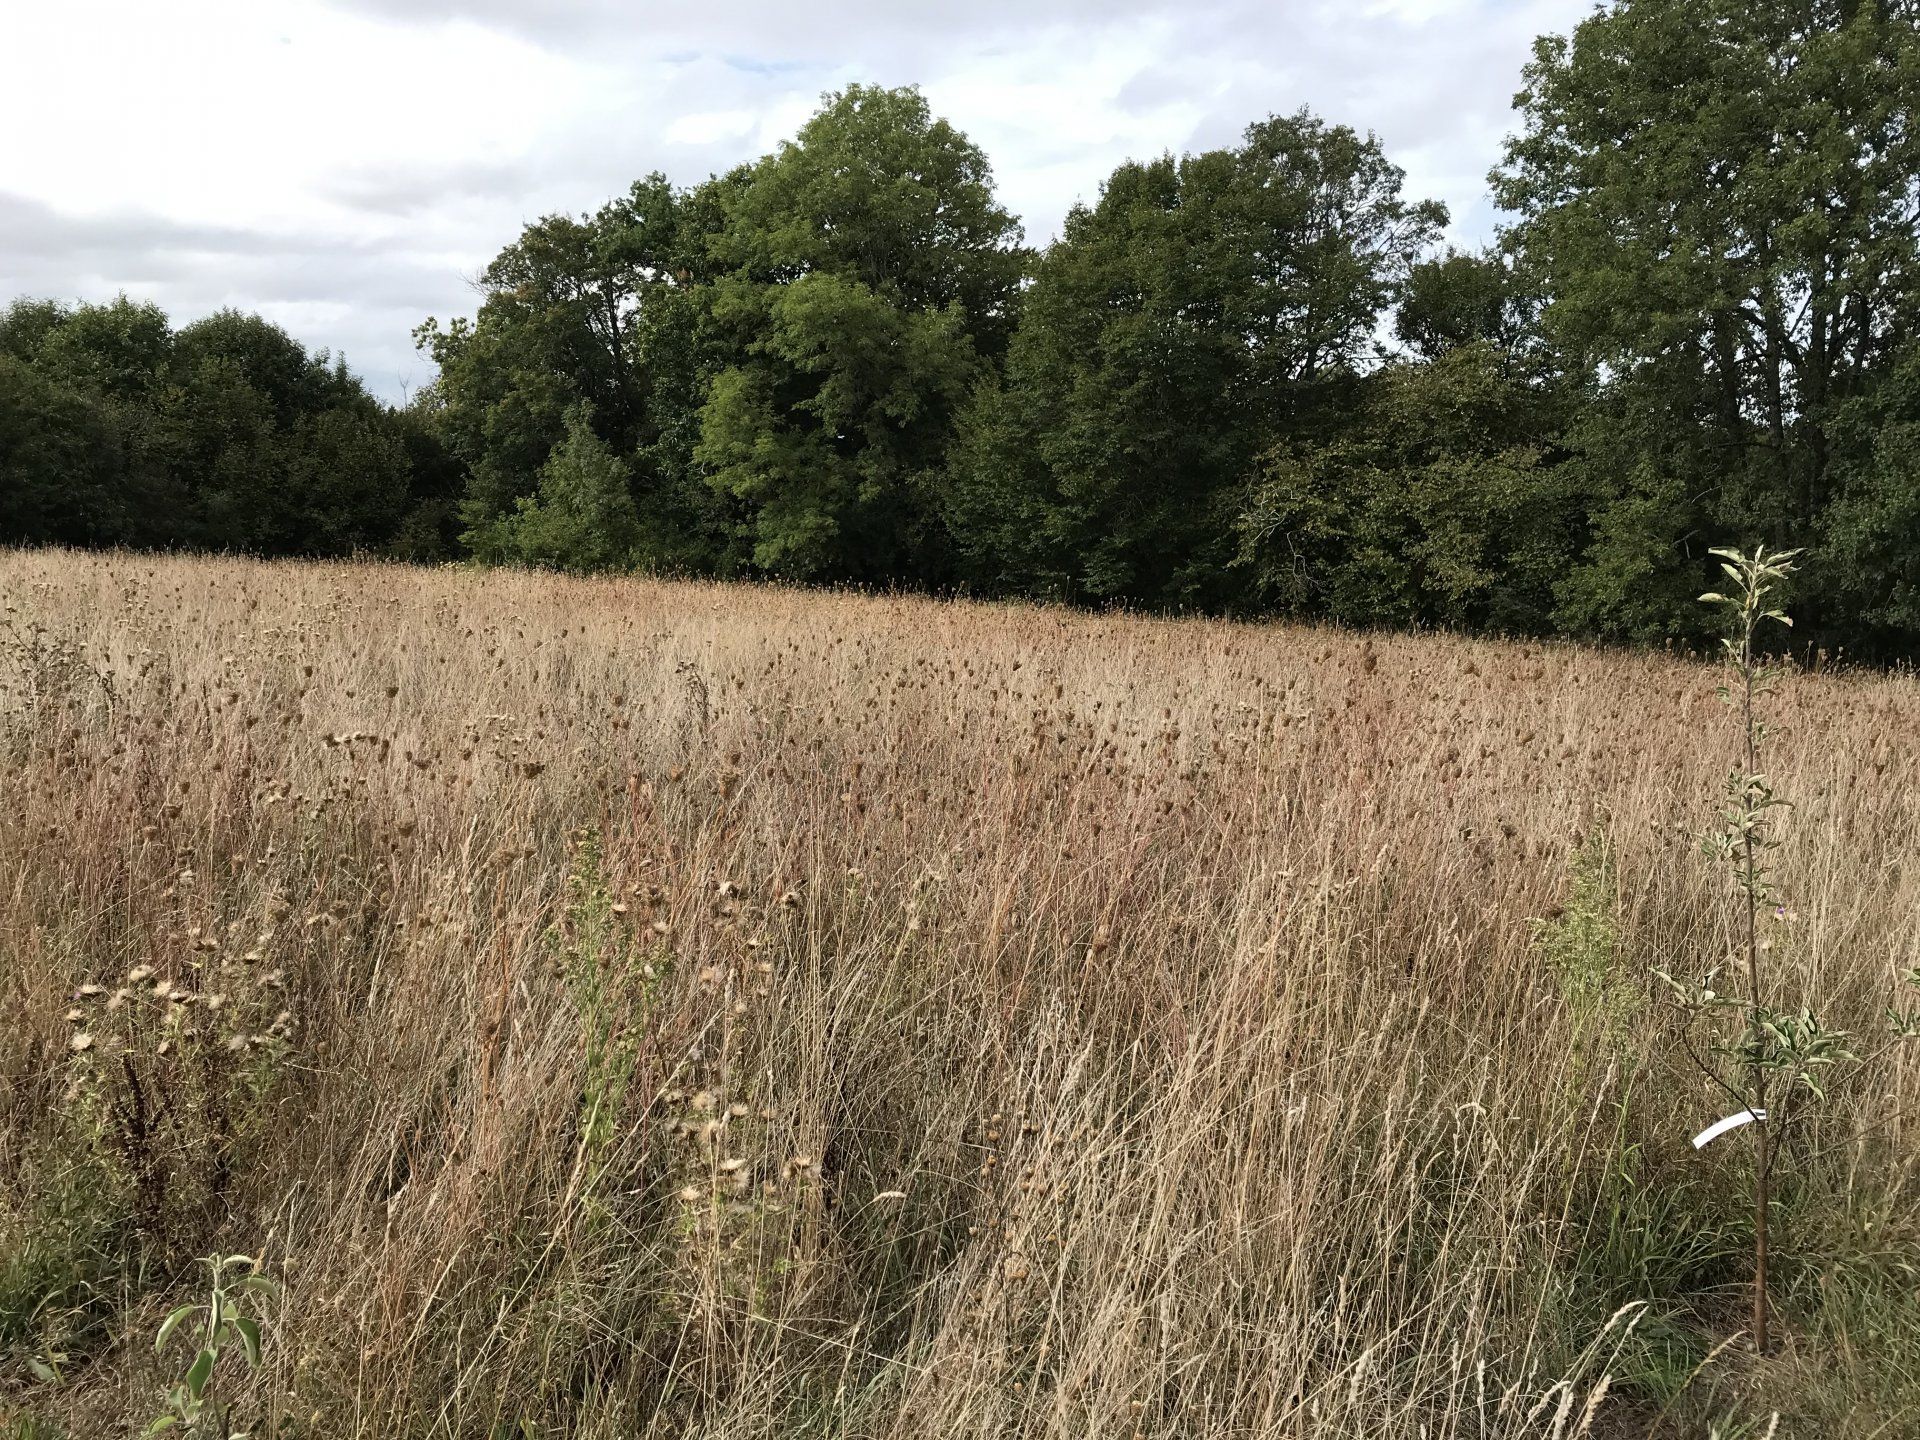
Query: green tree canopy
0,352,133,547
1238,343,1580,633
482,402,644,573
946,111,1445,609
1396,249,1536,361
0,296,446,559
1494,0,1920,644
417,174,725,571
696,84,1027,583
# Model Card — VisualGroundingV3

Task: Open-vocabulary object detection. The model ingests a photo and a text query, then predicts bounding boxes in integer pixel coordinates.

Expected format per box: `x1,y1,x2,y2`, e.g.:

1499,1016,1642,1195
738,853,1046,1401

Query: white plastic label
1691,1109,1767,1150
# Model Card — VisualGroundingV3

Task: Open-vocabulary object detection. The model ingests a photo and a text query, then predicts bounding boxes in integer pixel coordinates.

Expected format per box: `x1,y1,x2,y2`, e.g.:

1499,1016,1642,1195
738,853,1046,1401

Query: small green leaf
233,1315,263,1369
185,1347,215,1401
156,1304,198,1353
142,1417,181,1436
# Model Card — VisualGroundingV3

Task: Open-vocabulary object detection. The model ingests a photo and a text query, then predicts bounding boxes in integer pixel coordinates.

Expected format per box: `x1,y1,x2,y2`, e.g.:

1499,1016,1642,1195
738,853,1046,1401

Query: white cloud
0,0,1594,400
665,109,761,146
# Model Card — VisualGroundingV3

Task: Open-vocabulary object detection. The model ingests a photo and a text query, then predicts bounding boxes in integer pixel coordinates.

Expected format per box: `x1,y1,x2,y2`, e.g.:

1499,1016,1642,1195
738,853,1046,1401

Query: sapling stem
1700,544,1798,1355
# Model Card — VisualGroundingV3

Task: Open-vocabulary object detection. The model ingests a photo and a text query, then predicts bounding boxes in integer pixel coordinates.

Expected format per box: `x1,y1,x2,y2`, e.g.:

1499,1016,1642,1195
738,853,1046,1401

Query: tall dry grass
1,549,1917,1438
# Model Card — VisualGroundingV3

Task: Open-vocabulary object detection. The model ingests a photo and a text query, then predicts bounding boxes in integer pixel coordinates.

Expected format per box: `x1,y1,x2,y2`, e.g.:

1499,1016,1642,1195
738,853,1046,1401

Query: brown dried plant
0,549,1916,1437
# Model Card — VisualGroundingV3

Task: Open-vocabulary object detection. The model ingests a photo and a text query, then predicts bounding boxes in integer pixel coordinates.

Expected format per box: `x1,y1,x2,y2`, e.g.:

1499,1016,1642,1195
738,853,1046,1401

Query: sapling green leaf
146,1252,277,1437
184,1350,214,1403
155,1305,196,1353
232,1316,262,1370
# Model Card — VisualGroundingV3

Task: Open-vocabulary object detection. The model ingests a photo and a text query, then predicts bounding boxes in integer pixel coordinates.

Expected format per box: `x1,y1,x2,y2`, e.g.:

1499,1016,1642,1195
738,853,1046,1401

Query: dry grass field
2,549,1918,1438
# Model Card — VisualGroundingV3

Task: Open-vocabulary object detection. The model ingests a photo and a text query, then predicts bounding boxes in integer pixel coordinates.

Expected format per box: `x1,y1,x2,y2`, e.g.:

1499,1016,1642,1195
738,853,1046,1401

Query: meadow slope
2,551,1918,1438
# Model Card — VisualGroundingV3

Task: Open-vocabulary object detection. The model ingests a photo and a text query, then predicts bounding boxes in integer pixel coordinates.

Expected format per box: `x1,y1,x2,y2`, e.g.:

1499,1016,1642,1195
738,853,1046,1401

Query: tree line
1,299,461,560
6,0,1919,656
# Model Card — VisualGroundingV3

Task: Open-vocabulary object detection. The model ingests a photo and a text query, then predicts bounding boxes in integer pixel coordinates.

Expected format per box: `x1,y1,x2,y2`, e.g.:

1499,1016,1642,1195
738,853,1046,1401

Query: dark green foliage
1396,249,1535,360
479,404,645,572
1816,344,1920,648
947,111,1444,611
1238,343,1581,633
417,174,733,575
1543,386,1722,644
0,297,450,559
697,84,1026,584
1494,0,1920,650
0,353,135,547
28,296,173,409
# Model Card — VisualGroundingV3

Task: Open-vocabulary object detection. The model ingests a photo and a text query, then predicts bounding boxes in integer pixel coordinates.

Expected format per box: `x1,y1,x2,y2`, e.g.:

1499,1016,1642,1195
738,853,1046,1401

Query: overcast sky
0,0,1595,402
